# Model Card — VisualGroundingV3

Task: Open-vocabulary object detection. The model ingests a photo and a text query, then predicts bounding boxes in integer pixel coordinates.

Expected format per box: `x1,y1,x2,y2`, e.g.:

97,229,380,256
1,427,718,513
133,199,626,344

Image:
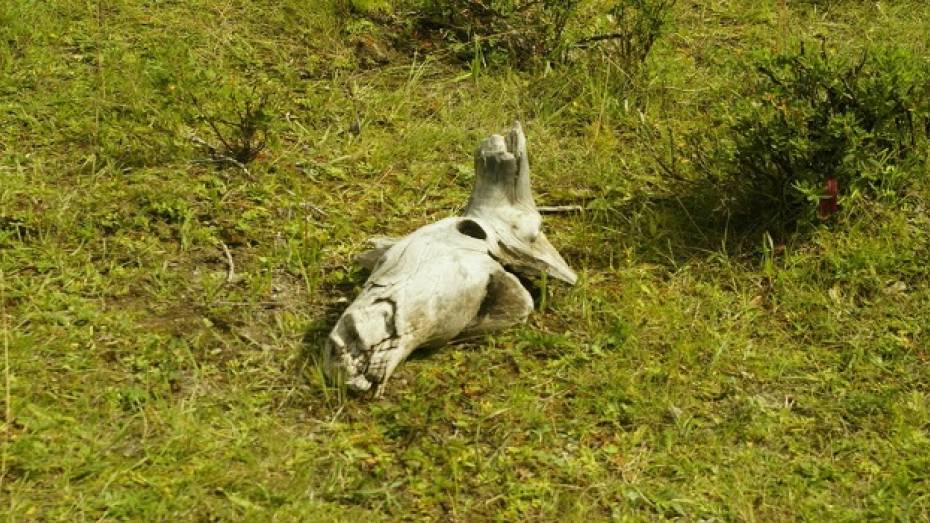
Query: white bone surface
324,123,574,396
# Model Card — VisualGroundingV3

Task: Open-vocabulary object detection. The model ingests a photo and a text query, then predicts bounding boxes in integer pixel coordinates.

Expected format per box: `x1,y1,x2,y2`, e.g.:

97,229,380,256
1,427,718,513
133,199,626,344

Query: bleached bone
326,217,533,394
353,236,399,271
324,122,574,396
465,122,576,285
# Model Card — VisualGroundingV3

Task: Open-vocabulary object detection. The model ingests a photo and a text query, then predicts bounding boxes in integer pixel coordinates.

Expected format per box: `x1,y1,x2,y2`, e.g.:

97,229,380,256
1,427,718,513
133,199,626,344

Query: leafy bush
401,0,676,70
680,43,930,231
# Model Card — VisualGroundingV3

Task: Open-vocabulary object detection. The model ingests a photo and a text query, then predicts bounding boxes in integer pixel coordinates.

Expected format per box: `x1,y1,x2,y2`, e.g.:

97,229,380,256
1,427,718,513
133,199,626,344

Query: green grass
2,0,929,519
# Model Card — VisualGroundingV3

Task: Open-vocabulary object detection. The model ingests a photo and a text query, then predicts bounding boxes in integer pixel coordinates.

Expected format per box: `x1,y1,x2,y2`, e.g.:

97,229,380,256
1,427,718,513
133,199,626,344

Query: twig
188,134,252,177
537,205,584,214
188,134,215,154
214,301,285,307
214,155,252,177
299,202,329,218
220,242,236,283
573,32,631,49
204,242,238,308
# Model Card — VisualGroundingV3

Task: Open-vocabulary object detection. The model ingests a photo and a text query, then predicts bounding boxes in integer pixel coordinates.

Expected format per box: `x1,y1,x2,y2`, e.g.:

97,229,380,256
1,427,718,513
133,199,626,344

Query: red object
819,177,839,218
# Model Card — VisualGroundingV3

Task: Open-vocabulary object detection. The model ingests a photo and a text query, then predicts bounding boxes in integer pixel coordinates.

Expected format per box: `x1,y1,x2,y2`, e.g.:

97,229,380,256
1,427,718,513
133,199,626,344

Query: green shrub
684,42,930,231
401,0,676,70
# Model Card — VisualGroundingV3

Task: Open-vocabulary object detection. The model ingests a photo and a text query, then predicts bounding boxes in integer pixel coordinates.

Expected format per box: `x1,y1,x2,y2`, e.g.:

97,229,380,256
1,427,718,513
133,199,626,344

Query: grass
1,0,929,519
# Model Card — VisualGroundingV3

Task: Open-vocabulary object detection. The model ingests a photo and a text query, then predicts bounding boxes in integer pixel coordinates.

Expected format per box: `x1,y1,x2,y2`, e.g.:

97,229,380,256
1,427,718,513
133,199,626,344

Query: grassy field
2,0,929,520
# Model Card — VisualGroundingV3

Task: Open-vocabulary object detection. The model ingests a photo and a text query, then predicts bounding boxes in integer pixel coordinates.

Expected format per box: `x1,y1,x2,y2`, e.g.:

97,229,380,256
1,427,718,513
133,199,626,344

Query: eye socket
457,219,488,240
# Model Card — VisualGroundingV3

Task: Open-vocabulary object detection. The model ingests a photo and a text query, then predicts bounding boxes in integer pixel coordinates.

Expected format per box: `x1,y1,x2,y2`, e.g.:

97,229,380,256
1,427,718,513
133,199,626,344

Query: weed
401,0,676,71
190,87,274,172
574,0,676,70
